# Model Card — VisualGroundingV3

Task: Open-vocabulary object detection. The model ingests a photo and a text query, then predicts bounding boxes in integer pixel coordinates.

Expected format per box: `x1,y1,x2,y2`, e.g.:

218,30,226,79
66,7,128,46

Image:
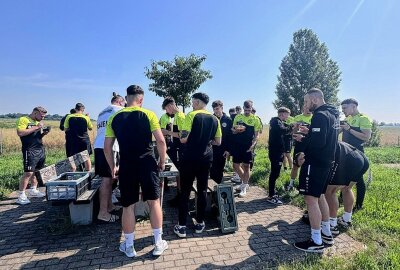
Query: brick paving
0,181,364,270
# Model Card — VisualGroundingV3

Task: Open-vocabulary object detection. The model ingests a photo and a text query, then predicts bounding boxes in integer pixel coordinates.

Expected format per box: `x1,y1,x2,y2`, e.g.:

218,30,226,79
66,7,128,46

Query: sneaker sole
322,238,334,245
174,231,186,238
195,228,205,234
153,243,168,256
16,201,31,205
293,244,324,253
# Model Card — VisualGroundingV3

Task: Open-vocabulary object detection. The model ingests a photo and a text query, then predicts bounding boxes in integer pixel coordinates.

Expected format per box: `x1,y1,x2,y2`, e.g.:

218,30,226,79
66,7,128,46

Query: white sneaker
119,241,137,258
238,184,249,198
29,189,45,198
16,195,31,205
152,240,168,256
231,173,241,184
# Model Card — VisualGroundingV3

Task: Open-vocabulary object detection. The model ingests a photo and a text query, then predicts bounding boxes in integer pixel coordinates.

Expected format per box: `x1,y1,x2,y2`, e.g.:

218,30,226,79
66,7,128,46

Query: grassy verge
250,146,400,269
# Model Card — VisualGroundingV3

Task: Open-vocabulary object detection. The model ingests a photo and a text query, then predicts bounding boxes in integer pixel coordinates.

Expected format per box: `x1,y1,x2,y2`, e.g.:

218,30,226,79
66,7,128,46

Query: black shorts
118,155,161,207
329,153,369,186
283,136,292,153
23,148,46,172
70,139,93,156
231,144,253,164
293,141,306,155
299,162,332,198
94,148,120,178
167,144,183,170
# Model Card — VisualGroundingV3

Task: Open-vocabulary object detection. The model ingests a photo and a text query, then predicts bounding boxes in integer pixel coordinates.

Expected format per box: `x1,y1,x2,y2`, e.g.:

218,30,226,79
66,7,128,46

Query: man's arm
247,131,259,152
104,137,117,178
153,129,167,171
303,113,328,149
17,125,42,137
343,125,371,142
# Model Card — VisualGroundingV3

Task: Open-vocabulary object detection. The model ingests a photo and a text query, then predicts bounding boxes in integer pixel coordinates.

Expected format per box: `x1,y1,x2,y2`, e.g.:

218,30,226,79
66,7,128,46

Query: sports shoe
231,173,241,184
194,221,205,234
174,225,187,238
330,225,339,236
238,184,249,198
28,189,45,198
338,217,352,228
119,241,137,258
293,239,324,253
111,193,119,204
321,232,334,245
16,195,31,205
266,195,283,205
152,240,168,256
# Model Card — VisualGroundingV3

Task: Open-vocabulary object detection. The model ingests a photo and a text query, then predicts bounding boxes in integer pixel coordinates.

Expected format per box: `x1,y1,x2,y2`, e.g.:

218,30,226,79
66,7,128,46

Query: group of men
265,89,372,253
15,85,372,257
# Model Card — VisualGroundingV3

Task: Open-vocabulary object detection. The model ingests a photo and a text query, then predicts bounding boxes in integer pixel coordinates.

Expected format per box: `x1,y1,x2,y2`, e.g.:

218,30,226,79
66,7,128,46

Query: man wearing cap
174,92,222,238
340,98,372,211
104,85,168,257
64,103,93,171
16,106,50,205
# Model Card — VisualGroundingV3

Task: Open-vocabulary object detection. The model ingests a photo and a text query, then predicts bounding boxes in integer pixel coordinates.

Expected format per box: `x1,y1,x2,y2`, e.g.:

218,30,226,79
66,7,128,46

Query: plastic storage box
215,184,238,233
45,172,90,201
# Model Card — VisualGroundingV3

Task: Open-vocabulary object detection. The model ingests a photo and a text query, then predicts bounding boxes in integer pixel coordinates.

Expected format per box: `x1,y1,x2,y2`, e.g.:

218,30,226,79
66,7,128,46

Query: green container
215,184,238,233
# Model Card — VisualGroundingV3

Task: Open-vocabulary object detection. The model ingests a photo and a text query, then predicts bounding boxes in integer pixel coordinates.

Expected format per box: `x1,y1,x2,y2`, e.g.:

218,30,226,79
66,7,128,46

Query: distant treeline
0,113,63,120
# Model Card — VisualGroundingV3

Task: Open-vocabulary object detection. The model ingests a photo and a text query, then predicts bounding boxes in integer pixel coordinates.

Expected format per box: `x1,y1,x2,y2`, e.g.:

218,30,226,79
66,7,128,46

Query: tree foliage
274,29,342,115
145,54,212,111
365,120,381,147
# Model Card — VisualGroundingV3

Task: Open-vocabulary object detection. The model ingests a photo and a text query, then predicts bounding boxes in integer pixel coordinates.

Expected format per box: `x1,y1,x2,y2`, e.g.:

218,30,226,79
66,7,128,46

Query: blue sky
0,0,399,122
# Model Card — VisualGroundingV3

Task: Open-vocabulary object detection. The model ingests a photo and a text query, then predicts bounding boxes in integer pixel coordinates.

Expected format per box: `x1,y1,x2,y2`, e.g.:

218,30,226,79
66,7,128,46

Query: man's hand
111,166,119,179
298,125,309,134
223,151,230,159
292,133,304,142
158,160,165,171
341,122,351,131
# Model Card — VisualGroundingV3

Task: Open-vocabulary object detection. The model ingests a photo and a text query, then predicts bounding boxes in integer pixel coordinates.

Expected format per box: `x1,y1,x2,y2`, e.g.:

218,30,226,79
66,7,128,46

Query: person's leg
98,177,114,220
178,162,196,226
284,152,293,170
268,152,283,197
318,194,332,238
305,195,322,244
195,162,211,224
354,175,366,210
325,185,340,219
211,154,225,184
233,162,245,181
242,163,251,185
19,172,34,193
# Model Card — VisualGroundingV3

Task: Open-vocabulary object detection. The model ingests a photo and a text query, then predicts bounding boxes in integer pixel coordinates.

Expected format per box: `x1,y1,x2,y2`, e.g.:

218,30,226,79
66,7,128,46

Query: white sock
289,179,295,185
311,228,322,245
329,217,337,227
31,186,37,191
19,191,26,197
321,221,331,236
342,212,352,222
124,232,135,247
153,228,163,245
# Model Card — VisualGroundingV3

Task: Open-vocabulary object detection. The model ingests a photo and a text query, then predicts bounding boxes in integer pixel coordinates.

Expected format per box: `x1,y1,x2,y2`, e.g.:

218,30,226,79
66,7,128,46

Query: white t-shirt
93,105,123,150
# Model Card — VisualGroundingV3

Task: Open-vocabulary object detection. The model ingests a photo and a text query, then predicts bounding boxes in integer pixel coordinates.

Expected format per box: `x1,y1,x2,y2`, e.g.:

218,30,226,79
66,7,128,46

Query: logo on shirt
333,120,341,130
312,128,320,132
222,123,227,128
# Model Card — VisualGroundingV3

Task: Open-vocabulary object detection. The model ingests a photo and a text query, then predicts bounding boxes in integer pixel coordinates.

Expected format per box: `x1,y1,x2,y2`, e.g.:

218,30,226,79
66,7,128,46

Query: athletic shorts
329,153,369,186
299,162,333,198
231,144,253,164
293,141,306,155
167,144,183,170
94,148,120,178
283,136,292,153
22,148,46,172
70,139,93,156
118,155,161,207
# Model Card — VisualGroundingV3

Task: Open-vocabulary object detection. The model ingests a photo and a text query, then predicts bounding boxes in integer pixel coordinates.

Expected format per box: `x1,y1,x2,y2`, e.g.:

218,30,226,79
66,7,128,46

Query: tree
365,120,381,147
145,54,212,112
274,29,342,115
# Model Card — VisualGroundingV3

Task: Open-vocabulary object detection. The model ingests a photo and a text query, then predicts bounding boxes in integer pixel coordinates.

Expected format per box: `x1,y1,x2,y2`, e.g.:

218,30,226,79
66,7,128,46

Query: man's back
65,114,92,140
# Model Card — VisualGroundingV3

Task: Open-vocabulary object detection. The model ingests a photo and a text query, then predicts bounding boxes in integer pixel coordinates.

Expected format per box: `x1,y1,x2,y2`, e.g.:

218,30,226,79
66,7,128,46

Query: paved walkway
0,182,364,270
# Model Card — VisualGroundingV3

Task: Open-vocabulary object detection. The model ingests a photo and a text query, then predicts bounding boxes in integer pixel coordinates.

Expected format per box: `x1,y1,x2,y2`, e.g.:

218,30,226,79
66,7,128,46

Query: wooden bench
36,150,101,225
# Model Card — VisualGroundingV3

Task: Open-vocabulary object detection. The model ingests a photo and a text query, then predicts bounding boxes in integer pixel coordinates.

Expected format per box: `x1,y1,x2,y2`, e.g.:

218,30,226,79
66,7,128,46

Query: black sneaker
330,225,339,236
266,195,283,205
194,221,205,234
293,239,324,253
321,232,334,245
338,217,352,228
174,225,187,238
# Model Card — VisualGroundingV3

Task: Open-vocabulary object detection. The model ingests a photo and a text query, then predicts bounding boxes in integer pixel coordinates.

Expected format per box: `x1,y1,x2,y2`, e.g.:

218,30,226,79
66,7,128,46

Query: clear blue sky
0,0,399,123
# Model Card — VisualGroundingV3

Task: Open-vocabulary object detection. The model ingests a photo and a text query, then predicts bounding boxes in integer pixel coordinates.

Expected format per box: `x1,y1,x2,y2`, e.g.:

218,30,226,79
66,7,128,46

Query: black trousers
178,159,211,226
210,151,226,184
268,150,284,197
355,147,366,209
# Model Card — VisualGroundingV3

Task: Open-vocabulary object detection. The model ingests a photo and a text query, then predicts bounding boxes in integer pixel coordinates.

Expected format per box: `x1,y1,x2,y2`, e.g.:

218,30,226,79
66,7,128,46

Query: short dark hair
70,108,76,114
33,106,47,114
192,92,209,105
162,96,175,109
111,92,124,103
126,85,144,96
235,106,242,112
252,108,256,113
229,108,236,114
307,88,324,98
75,103,85,111
212,100,223,108
243,100,253,109
341,98,358,106
278,107,290,114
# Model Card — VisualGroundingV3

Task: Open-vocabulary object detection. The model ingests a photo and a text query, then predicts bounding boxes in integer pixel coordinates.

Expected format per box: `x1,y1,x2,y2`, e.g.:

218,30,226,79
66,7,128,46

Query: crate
45,172,90,201
215,184,238,234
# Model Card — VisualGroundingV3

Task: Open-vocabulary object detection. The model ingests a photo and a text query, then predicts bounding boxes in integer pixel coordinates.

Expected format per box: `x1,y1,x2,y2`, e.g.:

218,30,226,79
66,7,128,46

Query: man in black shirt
210,100,232,184
174,92,222,238
16,106,50,205
60,108,76,157
293,88,339,253
267,107,292,205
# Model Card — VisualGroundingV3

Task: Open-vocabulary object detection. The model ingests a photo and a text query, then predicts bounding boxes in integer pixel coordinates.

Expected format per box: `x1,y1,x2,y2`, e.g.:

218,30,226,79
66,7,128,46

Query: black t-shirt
16,116,44,151
64,114,93,143
213,113,233,153
182,110,222,162
106,106,160,160
268,117,291,152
